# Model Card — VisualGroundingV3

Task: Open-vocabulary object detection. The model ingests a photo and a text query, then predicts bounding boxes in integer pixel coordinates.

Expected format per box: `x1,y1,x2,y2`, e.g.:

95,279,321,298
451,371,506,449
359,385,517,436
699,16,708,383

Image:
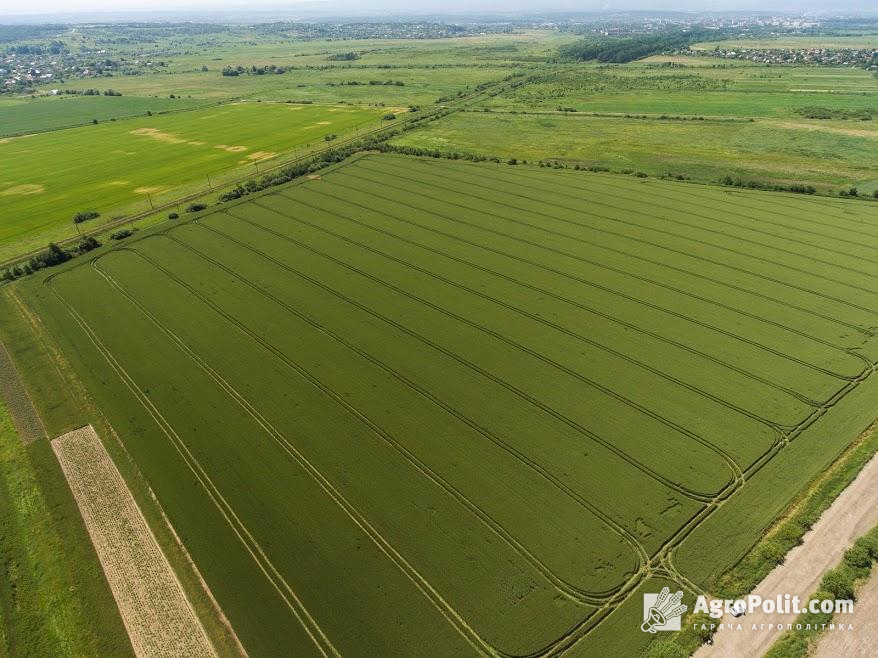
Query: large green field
0,101,385,261
0,95,211,137
13,152,878,655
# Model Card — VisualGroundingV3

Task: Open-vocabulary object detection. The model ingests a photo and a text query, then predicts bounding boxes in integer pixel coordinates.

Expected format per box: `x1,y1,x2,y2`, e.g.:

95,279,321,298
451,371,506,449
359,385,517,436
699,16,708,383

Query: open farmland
0,95,212,137
14,152,878,655
0,101,384,261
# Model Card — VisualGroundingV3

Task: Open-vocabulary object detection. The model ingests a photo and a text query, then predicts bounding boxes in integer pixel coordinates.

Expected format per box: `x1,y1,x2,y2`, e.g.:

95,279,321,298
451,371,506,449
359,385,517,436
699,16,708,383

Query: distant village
690,46,878,69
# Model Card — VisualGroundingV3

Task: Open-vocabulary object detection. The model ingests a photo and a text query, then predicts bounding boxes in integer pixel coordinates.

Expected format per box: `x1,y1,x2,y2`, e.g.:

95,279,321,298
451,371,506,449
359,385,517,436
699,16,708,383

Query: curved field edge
0,287,246,658
675,371,878,588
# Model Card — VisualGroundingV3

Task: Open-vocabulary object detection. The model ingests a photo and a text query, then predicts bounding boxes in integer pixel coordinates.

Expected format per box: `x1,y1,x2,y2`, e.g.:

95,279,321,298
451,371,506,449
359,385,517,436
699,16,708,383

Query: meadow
0,101,384,261
389,57,878,192
391,110,878,190
14,152,878,656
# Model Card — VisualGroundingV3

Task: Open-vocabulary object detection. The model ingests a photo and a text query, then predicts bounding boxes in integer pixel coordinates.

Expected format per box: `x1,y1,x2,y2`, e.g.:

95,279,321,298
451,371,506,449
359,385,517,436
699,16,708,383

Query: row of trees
559,29,710,64
1,237,99,282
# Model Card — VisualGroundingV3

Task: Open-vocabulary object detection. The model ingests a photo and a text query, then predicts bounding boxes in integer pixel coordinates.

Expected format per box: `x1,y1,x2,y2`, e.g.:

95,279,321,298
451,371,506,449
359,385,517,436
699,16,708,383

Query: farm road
695,447,878,657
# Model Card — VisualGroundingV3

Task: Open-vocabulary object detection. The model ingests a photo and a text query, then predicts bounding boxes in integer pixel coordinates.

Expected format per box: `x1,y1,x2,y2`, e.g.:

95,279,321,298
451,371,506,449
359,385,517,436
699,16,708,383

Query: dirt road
694,450,878,658
813,566,878,657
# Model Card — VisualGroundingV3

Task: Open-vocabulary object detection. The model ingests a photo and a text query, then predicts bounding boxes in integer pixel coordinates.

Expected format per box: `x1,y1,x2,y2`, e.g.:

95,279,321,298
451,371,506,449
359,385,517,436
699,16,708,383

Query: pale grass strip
0,339,46,443
52,425,217,658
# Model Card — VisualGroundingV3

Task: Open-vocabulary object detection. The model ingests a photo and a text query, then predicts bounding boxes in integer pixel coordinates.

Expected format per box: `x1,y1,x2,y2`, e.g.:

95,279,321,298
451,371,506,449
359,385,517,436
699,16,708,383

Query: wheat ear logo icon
641,587,687,633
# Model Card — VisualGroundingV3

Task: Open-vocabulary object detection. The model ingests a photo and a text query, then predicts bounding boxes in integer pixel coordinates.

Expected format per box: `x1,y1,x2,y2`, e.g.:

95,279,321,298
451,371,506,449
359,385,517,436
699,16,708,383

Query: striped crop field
17,152,878,656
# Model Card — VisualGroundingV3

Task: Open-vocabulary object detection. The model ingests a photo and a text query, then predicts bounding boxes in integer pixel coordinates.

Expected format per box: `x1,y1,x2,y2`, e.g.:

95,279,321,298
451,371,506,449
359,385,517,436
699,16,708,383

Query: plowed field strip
51,425,217,658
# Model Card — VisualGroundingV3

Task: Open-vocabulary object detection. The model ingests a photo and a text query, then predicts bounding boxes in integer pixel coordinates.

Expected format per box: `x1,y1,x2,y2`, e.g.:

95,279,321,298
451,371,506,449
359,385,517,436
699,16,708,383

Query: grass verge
764,525,878,658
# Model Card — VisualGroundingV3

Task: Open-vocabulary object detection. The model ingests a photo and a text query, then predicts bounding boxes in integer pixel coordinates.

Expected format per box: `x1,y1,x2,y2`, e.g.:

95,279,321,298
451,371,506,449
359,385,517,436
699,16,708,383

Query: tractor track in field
332,163,869,373
292,175,862,382
224,205,744,501
485,164,878,274
147,231,655,595
93,246,638,606
244,197,779,465
365,160,878,327
271,186,814,426
277,187,823,409
244,197,769,452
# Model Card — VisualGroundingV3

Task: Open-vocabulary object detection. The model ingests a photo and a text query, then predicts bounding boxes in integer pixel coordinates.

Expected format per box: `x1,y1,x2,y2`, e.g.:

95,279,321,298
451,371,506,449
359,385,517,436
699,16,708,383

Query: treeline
222,64,290,76
559,29,711,63
326,52,360,61
721,176,816,194
62,88,123,96
1,237,99,282
327,80,405,87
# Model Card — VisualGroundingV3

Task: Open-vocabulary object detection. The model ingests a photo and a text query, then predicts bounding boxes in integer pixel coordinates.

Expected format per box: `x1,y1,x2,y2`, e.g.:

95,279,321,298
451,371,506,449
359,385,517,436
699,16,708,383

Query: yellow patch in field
0,183,44,196
316,121,331,125
134,186,164,194
247,151,277,161
188,141,206,146
288,106,304,111
214,144,246,153
107,180,129,186
129,128,188,144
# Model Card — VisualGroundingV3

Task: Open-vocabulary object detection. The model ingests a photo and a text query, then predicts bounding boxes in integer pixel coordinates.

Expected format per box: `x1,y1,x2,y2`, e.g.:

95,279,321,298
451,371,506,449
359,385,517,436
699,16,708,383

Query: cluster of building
691,46,878,68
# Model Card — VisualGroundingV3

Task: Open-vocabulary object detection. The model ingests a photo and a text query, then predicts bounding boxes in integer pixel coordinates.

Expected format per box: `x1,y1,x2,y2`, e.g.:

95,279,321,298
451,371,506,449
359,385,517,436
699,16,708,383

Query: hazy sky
1,0,875,18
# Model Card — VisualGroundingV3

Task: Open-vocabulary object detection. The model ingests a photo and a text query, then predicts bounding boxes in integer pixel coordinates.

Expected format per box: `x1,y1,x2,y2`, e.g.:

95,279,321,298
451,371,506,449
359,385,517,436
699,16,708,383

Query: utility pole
147,192,154,210
206,173,212,189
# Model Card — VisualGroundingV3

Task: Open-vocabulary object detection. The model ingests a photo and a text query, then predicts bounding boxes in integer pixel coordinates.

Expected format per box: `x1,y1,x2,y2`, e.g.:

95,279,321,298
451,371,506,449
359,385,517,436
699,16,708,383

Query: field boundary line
85,257,498,657
43,279,342,658
337,161,868,370
216,208,737,501
124,234,650,602
375,160,878,317
0,338,47,443
285,184,822,407
51,425,218,658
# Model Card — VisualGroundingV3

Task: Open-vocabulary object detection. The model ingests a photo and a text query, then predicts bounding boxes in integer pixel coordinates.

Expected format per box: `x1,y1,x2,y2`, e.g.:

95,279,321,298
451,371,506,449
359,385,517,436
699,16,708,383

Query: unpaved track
52,425,217,658
695,449,878,658
814,566,878,657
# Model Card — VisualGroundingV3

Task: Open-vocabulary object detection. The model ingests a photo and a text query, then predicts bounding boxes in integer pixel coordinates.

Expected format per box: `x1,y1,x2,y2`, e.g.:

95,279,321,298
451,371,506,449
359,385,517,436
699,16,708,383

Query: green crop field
13,152,878,656
0,95,211,137
0,101,385,261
